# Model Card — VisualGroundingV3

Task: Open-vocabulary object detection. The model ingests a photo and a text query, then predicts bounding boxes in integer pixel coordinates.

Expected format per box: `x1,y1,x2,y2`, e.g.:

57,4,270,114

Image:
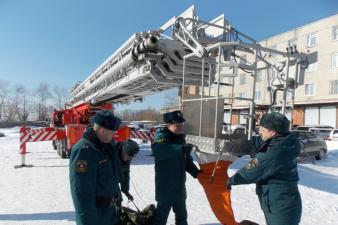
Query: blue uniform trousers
153,201,188,225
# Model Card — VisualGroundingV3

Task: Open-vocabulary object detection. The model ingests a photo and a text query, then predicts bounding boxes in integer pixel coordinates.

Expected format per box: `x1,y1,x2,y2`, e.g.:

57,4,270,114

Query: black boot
239,220,259,225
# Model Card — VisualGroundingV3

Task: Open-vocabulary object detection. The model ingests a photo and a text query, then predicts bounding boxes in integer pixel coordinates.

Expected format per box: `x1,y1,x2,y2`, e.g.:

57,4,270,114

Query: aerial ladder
47,5,308,224
46,6,216,159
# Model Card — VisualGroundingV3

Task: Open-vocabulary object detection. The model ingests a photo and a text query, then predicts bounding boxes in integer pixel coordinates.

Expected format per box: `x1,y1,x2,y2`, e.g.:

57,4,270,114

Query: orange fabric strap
197,160,239,225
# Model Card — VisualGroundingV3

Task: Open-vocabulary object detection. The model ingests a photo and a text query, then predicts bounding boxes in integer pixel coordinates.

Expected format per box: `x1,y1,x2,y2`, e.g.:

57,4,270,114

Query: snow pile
0,127,337,224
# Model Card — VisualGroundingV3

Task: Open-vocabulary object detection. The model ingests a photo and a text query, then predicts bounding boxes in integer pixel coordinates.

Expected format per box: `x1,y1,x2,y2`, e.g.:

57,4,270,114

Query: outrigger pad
14,164,34,169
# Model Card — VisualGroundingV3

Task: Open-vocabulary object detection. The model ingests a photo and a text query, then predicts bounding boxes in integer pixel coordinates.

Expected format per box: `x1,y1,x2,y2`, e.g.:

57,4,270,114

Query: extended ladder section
69,31,215,106
69,5,308,156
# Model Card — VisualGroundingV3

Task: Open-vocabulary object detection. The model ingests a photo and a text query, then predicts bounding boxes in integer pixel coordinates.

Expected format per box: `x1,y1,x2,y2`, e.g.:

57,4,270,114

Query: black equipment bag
115,204,155,225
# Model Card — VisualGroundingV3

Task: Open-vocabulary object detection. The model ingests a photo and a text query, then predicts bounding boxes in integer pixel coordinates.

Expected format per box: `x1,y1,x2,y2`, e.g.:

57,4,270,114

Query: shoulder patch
75,160,88,173
245,158,259,170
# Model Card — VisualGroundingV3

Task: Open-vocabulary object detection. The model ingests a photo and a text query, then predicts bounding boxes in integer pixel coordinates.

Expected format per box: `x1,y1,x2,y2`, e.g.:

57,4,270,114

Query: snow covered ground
0,127,337,225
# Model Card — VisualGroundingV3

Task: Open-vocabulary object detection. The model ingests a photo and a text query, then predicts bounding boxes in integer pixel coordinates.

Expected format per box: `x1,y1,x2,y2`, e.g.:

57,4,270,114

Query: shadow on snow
131,146,155,166
298,164,338,195
0,211,75,221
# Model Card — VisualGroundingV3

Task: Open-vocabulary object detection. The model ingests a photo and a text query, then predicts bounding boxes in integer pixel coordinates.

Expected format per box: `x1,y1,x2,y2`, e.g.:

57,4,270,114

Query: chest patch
155,138,166,143
245,158,259,170
75,160,88,173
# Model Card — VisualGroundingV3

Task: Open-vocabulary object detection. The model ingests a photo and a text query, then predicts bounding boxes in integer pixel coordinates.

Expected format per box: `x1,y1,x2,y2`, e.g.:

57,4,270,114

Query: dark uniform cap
260,112,290,135
123,139,140,157
92,110,121,131
163,110,185,124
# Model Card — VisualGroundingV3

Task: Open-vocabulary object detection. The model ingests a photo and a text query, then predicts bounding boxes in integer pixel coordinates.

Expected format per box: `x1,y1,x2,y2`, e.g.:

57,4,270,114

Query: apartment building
223,14,338,128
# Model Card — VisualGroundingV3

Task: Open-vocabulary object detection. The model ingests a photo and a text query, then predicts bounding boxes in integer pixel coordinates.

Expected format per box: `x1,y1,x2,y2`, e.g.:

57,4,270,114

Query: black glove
115,199,122,212
182,143,194,154
197,169,203,178
124,192,134,201
226,180,232,190
193,169,203,179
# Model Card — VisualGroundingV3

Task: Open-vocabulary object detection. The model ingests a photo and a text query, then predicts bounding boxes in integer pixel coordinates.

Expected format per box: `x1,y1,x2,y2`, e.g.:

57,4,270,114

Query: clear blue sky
0,0,337,111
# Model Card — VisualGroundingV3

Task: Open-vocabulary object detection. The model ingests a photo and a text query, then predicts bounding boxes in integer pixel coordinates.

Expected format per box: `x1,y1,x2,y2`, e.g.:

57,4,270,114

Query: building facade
223,14,338,128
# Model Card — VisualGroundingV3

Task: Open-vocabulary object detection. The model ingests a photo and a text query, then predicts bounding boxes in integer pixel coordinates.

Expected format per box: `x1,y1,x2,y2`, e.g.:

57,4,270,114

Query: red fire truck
50,103,129,158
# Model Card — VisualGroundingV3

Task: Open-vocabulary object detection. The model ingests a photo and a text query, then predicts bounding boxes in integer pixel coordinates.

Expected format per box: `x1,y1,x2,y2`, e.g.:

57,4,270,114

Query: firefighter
69,110,122,225
116,139,140,202
227,112,302,225
114,139,141,224
152,110,201,225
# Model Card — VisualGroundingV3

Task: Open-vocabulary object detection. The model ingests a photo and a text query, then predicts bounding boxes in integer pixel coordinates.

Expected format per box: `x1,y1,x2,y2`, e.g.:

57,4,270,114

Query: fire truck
36,5,309,224
50,103,113,158
49,5,307,161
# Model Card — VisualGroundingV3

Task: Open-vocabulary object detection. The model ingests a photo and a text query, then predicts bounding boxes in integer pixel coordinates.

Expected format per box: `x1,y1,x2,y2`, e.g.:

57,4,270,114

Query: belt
96,196,116,208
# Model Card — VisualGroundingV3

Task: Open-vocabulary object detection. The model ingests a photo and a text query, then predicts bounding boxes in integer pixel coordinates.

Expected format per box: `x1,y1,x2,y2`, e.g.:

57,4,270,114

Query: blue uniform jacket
229,133,302,225
115,142,131,194
152,127,199,203
69,128,121,225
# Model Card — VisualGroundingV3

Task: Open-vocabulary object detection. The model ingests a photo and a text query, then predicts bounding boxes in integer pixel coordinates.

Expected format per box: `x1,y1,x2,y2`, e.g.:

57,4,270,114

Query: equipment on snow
115,204,155,225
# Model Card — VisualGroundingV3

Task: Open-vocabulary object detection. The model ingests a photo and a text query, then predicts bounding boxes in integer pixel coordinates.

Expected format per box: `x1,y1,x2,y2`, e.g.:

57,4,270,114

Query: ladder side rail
71,34,138,96
248,49,258,141
199,58,205,136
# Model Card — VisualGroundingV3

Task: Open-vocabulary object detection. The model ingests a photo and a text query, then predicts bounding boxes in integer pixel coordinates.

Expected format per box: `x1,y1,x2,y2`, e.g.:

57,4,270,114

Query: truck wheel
59,139,68,158
52,140,57,150
315,149,325,160
56,141,61,156
61,149,68,159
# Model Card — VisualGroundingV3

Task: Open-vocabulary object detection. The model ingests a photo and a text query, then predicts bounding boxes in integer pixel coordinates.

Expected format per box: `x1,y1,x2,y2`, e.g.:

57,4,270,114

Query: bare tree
0,79,10,121
4,97,16,122
13,84,30,121
118,107,162,122
52,85,68,109
162,94,179,111
35,83,52,120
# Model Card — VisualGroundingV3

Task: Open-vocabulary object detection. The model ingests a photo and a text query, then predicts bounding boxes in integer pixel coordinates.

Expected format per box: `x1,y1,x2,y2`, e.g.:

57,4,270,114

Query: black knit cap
92,110,121,131
123,139,140,157
260,112,290,135
163,110,185,123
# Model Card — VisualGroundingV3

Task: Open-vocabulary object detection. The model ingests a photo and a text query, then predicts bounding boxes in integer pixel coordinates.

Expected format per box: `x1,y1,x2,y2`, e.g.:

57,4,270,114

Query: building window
239,92,246,100
329,80,338,94
305,83,316,96
289,65,296,78
332,25,338,41
240,55,247,65
288,38,297,47
286,91,293,99
256,70,263,82
270,67,278,78
287,39,297,54
269,45,277,58
305,62,317,72
307,32,318,47
227,77,234,85
332,53,338,68
239,74,246,85
254,90,261,100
